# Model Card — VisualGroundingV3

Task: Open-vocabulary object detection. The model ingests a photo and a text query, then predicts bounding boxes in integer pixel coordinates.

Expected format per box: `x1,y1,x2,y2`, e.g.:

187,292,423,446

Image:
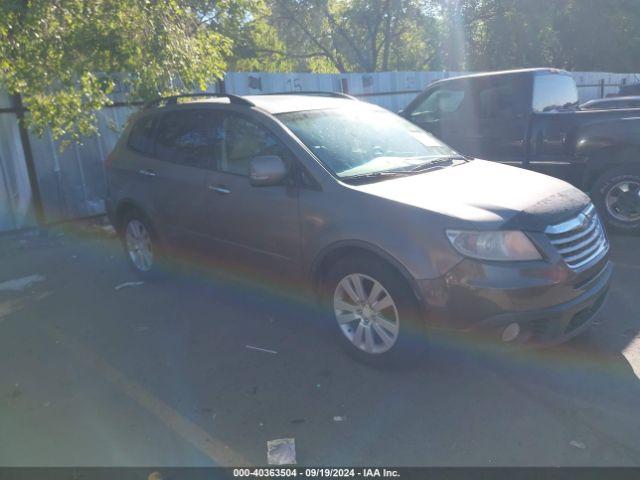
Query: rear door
526,113,581,185
526,73,581,184
201,112,302,276
149,108,220,246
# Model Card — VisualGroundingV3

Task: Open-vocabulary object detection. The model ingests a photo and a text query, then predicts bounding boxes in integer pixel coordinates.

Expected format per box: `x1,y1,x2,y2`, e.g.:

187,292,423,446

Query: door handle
138,169,157,177
208,185,231,195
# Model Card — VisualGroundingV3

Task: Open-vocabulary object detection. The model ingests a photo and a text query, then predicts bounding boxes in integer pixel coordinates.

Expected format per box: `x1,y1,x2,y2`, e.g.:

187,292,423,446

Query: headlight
446,230,541,261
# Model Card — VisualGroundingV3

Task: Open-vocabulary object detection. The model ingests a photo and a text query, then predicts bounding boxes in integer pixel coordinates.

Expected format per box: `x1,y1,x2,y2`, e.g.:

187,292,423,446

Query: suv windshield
277,105,457,178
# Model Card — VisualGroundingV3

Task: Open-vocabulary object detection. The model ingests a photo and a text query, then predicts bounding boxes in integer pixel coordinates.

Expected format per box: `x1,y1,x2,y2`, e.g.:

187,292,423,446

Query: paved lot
0,223,639,466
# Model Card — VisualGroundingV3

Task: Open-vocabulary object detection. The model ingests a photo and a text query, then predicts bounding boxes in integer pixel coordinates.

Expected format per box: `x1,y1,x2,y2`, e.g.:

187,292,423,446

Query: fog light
501,322,521,342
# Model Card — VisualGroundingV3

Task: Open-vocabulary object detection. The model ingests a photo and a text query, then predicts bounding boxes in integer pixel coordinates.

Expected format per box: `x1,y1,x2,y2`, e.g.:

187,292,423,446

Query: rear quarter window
127,115,157,156
532,74,579,112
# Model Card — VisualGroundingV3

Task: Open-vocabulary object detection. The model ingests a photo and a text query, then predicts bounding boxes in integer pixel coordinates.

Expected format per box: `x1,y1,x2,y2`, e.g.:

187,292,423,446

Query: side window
154,110,220,169
220,115,289,176
476,78,523,119
127,115,157,156
410,87,466,121
532,74,579,112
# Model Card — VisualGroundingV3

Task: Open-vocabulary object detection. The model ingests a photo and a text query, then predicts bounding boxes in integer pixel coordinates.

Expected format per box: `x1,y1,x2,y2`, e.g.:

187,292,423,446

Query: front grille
545,204,609,270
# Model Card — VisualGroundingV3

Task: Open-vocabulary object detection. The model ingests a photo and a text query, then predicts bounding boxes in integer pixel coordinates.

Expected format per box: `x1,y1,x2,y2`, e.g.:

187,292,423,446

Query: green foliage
433,0,640,72
185,0,290,71
0,0,232,141
3,0,640,142
230,0,640,74
257,0,438,73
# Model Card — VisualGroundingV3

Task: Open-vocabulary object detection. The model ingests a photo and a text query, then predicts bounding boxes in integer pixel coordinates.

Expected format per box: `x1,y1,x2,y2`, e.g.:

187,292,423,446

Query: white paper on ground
114,281,145,291
267,438,296,465
246,345,278,354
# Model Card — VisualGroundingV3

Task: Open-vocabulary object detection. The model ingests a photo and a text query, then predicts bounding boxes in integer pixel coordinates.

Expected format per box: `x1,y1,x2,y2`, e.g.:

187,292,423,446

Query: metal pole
11,93,46,227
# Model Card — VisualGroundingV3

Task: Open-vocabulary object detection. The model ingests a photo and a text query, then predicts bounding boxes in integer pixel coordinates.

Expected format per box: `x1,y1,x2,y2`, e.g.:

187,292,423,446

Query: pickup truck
401,68,640,233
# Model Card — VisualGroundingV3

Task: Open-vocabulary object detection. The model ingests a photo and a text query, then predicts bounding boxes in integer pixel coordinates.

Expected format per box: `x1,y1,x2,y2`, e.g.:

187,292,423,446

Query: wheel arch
310,240,425,306
113,199,151,233
583,146,640,192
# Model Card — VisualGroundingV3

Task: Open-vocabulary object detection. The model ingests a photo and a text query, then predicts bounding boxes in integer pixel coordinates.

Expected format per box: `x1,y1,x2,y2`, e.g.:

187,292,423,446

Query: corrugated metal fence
1,70,640,233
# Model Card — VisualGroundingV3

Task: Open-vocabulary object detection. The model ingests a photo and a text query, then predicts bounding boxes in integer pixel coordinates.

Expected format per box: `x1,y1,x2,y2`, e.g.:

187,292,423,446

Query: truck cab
402,68,640,233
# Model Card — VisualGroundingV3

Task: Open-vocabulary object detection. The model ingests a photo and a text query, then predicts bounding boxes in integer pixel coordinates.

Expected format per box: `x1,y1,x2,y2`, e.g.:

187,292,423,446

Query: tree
0,0,233,141
253,0,439,73
179,0,292,71
433,0,640,73
4,0,640,144
551,0,640,72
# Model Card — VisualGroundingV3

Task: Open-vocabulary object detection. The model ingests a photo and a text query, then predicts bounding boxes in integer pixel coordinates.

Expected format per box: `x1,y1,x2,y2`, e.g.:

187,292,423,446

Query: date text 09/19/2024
232,468,401,478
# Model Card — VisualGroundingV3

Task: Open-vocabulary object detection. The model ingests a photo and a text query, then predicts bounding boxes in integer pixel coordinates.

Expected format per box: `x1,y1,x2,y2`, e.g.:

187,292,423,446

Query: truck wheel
592,167,640,234
323,254,426,367
119,210,166,280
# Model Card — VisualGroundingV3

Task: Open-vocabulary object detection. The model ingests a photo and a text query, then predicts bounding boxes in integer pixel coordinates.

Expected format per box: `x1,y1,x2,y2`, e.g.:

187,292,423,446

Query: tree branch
321,5,370,70
279,2,347,72
253,48,328,59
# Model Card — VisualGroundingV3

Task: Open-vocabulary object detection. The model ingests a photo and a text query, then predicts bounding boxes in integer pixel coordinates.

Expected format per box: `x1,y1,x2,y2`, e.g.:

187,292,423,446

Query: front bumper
418,254,612,347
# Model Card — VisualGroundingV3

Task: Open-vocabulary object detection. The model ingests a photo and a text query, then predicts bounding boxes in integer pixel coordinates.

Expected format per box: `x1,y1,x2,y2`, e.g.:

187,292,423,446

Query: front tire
323,255,426,367
592,167,640,234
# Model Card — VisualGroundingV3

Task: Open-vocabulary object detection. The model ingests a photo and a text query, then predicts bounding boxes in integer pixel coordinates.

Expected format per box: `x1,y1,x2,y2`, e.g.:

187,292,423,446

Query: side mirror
249,155,289,186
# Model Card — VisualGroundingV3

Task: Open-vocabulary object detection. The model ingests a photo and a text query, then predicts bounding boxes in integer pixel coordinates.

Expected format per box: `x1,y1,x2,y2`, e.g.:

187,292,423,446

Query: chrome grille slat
563,232,604,262
567,242,609,270
556,225,603,255
549,216,598,245
545,204,609,269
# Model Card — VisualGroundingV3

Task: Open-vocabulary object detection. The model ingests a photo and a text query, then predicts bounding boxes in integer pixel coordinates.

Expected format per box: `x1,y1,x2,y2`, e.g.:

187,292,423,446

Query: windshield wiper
341,155,468,182
341,170,411,182
408,155,468,172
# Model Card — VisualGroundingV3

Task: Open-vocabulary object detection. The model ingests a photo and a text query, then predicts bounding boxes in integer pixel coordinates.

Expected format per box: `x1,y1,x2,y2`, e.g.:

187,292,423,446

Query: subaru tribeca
105,93,612,362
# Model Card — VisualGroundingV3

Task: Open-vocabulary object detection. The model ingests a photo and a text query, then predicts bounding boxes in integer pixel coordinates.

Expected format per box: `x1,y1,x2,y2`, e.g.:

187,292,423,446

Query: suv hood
351,160,590,231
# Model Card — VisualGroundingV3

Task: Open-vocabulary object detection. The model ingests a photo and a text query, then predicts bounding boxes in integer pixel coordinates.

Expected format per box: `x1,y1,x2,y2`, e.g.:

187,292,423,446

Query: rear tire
322,254,427,368
592,167,640,234
119,210,166,280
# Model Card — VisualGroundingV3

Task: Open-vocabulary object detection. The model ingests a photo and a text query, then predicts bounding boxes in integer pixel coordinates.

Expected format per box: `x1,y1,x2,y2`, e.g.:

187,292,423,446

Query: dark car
402,68,640,233
581,96,640,110
105,92,611,363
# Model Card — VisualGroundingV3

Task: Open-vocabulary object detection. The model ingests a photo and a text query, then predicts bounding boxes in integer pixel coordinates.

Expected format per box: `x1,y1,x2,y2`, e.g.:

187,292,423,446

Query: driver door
202,112,302,277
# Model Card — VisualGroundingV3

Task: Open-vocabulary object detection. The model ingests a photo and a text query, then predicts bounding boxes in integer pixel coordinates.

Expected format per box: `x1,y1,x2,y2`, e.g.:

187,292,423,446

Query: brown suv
105,93,612,363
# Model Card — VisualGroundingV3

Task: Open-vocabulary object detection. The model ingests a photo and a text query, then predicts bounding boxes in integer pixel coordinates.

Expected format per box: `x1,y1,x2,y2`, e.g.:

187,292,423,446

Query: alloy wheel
125,220,154,272
333,273,400,354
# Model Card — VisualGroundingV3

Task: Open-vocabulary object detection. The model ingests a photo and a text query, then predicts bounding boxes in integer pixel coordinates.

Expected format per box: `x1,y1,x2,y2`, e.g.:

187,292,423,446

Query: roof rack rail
143,92,253,109
262,91,357,100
